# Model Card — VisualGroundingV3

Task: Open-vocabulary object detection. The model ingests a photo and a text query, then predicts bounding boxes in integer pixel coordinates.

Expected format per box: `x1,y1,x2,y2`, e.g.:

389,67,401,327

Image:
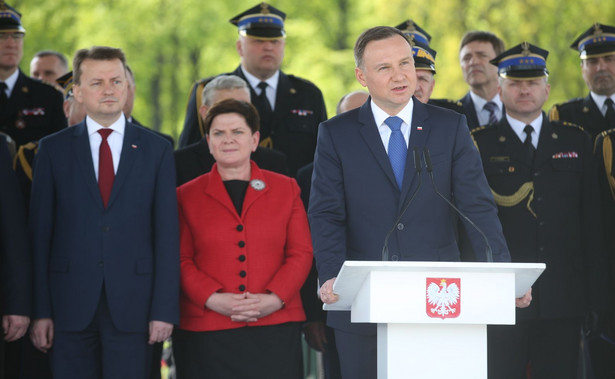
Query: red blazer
176,161,313,331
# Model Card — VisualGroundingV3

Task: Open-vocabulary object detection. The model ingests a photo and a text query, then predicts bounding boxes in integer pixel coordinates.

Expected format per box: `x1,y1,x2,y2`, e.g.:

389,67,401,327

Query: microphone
382,147,423,261
423,147,494,262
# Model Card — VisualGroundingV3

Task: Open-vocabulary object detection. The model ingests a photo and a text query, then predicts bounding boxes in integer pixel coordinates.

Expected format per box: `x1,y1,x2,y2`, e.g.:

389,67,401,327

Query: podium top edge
341,261,546,270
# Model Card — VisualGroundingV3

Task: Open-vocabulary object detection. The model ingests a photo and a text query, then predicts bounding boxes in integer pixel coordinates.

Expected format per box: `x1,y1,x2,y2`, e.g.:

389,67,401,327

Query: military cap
570,23,615,59
394,20,436,73
490,42,549,79
229,2,286,40
56,71,73,100
0,1,25,33
394,19,431,45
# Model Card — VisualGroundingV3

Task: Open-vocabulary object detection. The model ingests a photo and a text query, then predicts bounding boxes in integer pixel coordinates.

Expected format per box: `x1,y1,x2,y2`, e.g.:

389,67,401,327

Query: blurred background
14,0,615,143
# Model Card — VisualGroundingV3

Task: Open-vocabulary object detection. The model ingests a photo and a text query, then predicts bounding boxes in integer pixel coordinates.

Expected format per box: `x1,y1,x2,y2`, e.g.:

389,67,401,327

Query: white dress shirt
370,100,413,153
86,115,125,180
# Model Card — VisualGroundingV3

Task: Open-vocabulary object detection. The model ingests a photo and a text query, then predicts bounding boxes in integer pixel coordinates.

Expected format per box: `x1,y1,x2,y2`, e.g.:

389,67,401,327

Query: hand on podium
515,287,532,308
319,277,339,304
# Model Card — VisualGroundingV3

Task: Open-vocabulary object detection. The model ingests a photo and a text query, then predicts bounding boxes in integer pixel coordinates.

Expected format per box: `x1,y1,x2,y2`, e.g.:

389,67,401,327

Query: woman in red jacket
173,99,313,378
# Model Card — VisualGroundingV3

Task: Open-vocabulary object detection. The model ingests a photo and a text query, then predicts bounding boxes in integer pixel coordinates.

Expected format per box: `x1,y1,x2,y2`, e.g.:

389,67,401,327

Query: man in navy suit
309,26,521,378
458,31,506,129
29,46,179,379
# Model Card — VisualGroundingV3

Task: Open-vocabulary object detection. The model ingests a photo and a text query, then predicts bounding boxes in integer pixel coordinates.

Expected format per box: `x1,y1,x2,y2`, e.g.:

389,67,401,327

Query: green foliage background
13,0,615,141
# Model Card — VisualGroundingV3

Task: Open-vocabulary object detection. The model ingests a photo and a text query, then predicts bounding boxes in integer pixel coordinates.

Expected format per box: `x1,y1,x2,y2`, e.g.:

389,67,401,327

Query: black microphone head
413,147,422,172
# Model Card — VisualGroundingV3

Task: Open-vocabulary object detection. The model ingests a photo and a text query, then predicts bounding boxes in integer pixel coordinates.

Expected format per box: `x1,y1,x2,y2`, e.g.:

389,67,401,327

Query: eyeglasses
0,33,25,41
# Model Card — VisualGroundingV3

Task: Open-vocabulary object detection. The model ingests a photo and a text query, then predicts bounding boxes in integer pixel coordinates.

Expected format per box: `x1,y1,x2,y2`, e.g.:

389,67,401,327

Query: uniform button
102,226,110,232
533,172,540,177
238,255,246,262
539,246,544,252
236,224,244,231
391,255,399,261
396,223,404,231
239,284,246,291
238,241,245,248
239,270,246,278
539,221,545,226
536,196,543,202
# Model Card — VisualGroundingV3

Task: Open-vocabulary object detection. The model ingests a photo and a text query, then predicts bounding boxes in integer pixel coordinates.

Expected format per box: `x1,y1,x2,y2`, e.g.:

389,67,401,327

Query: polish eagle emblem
426,278,461,319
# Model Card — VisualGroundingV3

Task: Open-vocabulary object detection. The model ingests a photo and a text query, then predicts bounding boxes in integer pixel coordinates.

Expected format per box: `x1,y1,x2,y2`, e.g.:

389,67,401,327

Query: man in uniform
458,31,506,129
471,42,607,378
178,2,327,176
29,50,69,88
395,20,465,114
549,23,615,139
0,2,66,147
175,74,288,186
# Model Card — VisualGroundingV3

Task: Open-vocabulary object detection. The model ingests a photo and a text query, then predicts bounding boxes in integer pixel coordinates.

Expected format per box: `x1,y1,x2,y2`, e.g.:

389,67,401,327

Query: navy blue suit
308,97,509,377
29,120,180,378
459,92,481,130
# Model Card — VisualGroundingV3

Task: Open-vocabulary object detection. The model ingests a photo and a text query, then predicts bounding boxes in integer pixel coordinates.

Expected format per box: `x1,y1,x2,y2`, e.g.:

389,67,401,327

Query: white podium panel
324,261,545,379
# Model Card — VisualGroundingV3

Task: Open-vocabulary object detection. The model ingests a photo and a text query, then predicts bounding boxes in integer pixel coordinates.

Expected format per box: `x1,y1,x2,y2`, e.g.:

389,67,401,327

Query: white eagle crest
427,279,460,317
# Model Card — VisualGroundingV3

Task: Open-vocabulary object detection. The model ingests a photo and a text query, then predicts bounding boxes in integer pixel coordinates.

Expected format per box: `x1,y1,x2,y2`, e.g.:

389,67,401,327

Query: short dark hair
73,46,127,85
459,31,505,55
354,26,410,68
203,99,260,135
33,50,69,71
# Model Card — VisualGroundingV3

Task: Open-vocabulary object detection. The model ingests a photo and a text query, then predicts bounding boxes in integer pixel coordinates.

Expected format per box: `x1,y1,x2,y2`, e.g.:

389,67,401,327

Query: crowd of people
1,0,615,378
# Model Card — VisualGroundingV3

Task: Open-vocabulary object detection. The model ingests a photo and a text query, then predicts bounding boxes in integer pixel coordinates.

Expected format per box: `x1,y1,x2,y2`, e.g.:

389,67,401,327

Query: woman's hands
205,292,284,322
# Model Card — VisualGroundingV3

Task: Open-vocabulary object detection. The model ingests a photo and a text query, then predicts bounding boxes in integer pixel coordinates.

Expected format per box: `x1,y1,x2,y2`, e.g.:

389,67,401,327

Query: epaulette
549,98,584,121
554,120,585,132
470,124,493,135
13,141,38,181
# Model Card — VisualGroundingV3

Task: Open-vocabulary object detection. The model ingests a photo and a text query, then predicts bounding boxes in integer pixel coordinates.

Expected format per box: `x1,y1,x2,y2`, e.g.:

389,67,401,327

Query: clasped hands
206,292,283,322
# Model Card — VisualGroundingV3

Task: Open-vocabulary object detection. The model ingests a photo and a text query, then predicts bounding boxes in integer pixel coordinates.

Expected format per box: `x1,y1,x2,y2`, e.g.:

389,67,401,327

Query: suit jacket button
238,255,246,262
238,241,245,248
391,255,399,261
239,270,246,278
236,224,244,231
239,284,246,291
396,223,404,231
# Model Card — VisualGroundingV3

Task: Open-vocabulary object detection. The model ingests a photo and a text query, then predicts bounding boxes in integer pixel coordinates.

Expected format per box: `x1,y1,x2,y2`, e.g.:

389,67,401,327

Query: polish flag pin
132,144,138,149
417,126,423,131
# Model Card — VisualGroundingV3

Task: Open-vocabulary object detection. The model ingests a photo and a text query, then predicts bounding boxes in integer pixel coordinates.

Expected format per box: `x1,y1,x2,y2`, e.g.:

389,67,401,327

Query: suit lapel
498,118,533,168
400,98,430,203
461,93,480,129
358,100,399,190
241,162,268,216
534,114,554,167
72,121,104,209
106,121,140,209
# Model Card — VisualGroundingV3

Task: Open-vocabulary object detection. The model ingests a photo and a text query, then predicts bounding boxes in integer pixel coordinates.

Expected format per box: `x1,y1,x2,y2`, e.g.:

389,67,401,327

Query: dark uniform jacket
174,138,289,187
459,92,481,130
178,66,327,175
0,135,31,317
0,70,66,147
549,93,611,139
428,98,466,116
471,115,607,320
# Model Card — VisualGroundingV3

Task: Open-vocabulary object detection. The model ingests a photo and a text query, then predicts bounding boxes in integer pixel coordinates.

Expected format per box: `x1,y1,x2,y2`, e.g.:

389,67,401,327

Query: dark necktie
98,129,115,208
483,101,498,125
257,82,273,137
605,98,615,130
0,82,8,110
385,116,407,190
524,125,536,162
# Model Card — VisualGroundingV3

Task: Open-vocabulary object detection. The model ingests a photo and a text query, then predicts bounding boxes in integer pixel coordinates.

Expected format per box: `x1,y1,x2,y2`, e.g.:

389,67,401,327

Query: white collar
370,99,414,128
2,69,20,96
241,67,279,93
86,114,126,137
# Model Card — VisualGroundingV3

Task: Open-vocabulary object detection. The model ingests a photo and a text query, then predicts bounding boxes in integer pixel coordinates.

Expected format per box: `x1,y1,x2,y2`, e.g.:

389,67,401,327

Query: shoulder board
286,74,318,87
555,120,585,132
470,124,493,134
549,98,585,121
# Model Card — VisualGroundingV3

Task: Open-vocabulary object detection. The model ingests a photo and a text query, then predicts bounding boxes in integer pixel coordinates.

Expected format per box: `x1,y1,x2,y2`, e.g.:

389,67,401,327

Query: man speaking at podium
308,26,519,378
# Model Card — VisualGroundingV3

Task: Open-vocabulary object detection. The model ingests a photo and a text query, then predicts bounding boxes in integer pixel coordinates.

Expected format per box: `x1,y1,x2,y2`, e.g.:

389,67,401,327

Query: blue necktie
385,116,407,190
483,101,498,125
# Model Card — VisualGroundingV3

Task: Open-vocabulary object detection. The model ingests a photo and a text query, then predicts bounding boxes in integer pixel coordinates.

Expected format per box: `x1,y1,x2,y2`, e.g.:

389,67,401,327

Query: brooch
250,179,265,191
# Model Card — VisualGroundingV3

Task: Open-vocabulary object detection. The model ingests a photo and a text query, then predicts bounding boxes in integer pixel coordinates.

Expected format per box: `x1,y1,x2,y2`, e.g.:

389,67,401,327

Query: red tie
98,128,114,208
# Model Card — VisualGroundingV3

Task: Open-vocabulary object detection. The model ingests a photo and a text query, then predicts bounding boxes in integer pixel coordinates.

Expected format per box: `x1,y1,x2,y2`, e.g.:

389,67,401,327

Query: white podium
324,261,545,379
